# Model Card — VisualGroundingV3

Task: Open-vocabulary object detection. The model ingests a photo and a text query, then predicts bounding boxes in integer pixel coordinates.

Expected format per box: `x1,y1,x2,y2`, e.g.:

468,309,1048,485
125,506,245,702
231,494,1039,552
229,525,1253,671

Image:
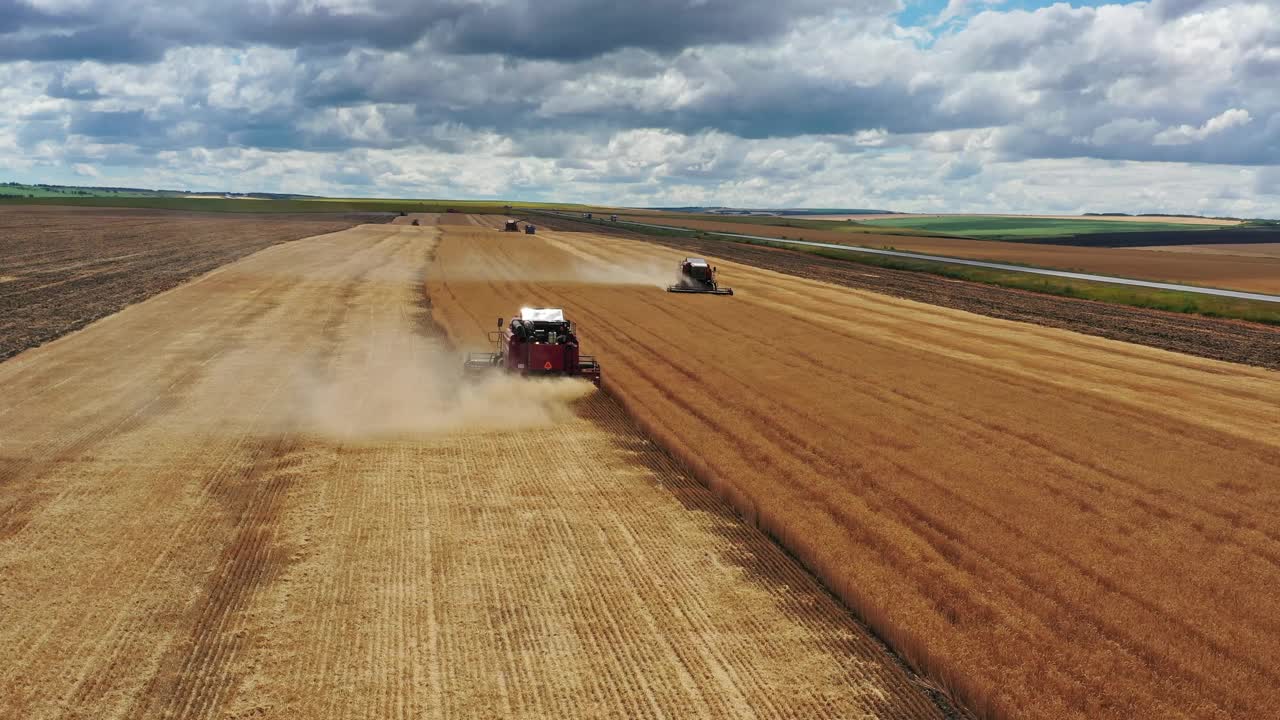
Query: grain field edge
600,362,984,718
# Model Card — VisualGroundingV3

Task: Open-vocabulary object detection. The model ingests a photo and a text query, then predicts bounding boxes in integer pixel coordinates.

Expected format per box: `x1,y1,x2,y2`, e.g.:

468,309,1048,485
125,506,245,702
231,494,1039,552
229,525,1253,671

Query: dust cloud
299,353,595,442
541,236,673,288
188,322,594,443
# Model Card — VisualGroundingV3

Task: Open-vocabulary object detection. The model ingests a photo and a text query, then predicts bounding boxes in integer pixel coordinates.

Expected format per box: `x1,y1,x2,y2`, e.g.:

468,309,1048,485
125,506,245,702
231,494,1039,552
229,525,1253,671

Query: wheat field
430,218,1280,719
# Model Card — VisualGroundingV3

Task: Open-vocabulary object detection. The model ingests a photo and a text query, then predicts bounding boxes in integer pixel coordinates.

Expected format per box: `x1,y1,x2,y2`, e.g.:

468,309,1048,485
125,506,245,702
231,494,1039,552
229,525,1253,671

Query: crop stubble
0,216,953,718
428,221,1280,719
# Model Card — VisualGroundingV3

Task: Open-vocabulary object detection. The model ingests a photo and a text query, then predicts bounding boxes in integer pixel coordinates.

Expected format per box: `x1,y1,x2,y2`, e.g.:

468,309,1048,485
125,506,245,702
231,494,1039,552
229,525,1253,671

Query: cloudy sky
0,0,1277,214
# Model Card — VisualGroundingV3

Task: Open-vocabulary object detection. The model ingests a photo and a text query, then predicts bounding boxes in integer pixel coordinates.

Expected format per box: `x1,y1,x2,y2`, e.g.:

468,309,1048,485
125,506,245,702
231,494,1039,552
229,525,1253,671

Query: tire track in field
127,437,304,720
4,229,412,719
1,225,427,718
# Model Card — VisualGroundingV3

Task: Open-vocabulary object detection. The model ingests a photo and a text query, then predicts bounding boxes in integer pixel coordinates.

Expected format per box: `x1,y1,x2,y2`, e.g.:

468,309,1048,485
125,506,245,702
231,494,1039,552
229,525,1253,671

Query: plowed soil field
0,205,385,361
615,214,1280,294
0,216,959,719
429,220,1280,720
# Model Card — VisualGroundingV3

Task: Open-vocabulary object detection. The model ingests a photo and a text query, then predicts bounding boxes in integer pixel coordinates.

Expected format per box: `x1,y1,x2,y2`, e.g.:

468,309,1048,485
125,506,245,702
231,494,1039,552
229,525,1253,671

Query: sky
0,0,1277,215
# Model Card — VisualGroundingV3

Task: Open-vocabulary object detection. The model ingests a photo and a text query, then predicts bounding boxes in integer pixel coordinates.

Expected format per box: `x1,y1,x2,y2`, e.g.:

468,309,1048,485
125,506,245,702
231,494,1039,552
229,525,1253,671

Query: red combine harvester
463,308,601,386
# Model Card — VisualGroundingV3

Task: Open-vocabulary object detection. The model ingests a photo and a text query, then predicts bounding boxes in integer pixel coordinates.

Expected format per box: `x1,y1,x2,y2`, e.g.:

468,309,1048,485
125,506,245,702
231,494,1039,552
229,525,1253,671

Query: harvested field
430,220,1280,720
0,217,959,719
1018,228,1280,248
0,205,386,361
616,214,1280,294
537,214,1280,369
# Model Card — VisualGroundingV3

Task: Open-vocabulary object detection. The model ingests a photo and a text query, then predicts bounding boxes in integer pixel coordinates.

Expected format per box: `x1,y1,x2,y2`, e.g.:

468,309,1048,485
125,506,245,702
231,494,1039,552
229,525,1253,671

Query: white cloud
0,1,1277,215
1154,108,1253,145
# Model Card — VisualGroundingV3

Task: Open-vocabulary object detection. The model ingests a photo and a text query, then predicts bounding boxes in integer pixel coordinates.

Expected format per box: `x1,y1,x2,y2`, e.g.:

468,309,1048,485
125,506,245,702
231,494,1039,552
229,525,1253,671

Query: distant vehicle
525,224,537,234
584,212,593,219
610,214,618,222
666,257,733,295
411,219,420,226
463,308,601,386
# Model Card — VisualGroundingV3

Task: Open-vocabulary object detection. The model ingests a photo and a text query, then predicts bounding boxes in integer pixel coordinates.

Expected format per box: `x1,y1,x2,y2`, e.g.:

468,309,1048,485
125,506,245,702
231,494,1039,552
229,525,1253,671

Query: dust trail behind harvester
293,328,595,441
174,224,595,444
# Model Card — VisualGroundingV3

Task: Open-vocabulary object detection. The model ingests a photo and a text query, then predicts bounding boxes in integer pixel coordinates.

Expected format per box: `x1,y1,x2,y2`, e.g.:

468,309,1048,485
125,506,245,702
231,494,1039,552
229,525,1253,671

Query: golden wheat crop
429,221,1280,720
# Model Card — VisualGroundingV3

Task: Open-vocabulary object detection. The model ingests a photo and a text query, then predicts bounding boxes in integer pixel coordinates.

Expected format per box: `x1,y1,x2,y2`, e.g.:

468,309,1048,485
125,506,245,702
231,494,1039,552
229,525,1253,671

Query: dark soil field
537,215,1280,370
0,206,386,361
1013,227,1280,248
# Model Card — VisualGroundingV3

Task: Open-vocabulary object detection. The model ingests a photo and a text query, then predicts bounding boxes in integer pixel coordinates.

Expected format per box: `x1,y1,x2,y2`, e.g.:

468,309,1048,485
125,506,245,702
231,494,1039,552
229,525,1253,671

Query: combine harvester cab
464,308,601,387
503,219,520,232
666,257,733,296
